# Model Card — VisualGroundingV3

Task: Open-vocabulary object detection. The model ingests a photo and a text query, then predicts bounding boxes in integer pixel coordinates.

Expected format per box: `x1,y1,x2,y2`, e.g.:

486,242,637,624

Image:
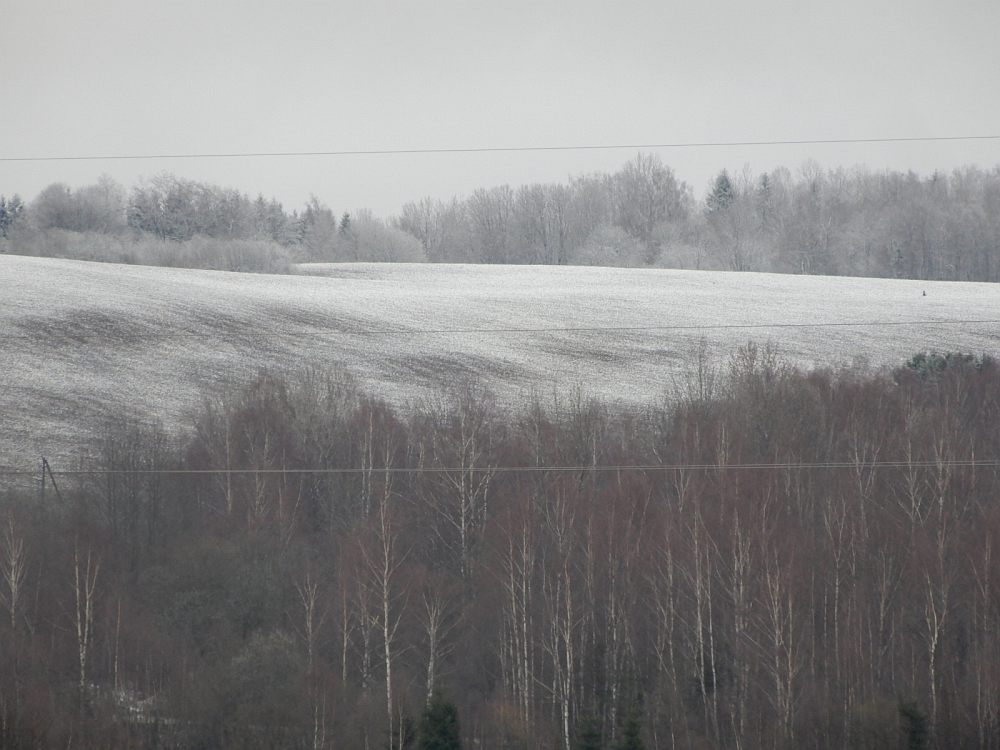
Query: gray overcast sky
3,0,999,216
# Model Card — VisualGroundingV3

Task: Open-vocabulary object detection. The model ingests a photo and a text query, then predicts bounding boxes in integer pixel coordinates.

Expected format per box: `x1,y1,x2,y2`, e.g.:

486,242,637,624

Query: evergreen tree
575,710,603,750
898,700,928,750
756,172,773,228
417,692,461,750
0,194,25,238
612,704,644,750
706,169,734,213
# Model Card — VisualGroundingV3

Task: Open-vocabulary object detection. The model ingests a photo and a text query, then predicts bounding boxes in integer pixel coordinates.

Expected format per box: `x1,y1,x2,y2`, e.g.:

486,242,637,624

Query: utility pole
40,457,63,503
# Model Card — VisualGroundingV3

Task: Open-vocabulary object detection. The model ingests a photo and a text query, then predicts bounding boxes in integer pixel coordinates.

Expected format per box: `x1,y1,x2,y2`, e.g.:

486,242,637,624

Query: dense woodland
1,346,998,749
2,155,1000,280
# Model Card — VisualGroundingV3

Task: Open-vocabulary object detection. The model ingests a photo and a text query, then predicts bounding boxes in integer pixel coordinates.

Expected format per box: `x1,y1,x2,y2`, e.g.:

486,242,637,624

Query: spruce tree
417,692,461,750
612,704,644,750
898,700,928,750
706,169,735,213
575,710,603,750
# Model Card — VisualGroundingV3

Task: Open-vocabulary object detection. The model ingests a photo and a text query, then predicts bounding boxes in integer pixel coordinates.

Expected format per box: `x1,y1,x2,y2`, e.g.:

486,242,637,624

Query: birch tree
72,542,101,706
492,491,539,731
0,516,28,631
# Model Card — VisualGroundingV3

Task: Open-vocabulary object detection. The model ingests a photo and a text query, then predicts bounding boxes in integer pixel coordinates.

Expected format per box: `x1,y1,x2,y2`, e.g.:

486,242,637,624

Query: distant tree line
1,346,999,748
0,174,295,273
391,158,1000,280
695,163,1000,280
0,173,424,272
2,155,999,279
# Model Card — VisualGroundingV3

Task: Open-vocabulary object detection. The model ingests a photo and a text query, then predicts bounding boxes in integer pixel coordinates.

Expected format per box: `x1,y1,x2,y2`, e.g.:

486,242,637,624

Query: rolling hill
2,254,998,474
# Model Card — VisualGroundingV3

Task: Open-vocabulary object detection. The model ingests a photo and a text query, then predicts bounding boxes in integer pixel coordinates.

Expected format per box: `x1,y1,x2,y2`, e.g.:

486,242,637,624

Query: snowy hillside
2,255,998,472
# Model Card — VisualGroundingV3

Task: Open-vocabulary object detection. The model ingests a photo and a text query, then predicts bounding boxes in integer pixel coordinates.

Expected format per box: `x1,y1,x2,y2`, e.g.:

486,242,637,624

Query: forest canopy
1,347,999,748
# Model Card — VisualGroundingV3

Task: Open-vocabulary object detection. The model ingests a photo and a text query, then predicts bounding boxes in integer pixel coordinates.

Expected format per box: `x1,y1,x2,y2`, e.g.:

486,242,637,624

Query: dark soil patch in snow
383,352,528,390
15,311,149,350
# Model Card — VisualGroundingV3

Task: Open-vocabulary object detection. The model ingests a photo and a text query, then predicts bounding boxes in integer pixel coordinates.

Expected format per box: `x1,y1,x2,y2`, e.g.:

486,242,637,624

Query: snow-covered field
2,255,998,473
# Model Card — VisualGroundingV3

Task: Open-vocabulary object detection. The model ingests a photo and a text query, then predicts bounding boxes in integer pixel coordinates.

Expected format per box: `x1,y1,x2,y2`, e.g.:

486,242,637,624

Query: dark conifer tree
612,704,644,750
575,710,603,750
417,692,461,750
898,700,929,750
706,169,734,213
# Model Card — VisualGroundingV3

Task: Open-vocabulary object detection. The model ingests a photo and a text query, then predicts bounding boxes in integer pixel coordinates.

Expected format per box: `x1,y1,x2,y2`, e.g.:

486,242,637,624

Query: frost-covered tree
352,211,427,262
611,152,688,244
468,185,515,263
573,223,646,267
706,169,734,214
299,195,339,260
0,194,25,238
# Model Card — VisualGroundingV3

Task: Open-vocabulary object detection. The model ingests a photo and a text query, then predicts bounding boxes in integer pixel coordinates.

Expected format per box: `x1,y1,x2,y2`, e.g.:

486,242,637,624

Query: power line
2,319,996,341
2,135,999,163
1,459,996,477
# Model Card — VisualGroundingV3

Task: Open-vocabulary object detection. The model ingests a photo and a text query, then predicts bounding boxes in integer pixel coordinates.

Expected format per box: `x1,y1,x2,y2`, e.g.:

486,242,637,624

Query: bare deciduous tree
0,515,28,631
72,541,100,705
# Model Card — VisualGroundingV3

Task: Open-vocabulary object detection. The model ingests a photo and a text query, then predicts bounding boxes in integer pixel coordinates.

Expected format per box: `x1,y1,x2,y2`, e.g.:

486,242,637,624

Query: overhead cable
2,135,999,163
1,459,996,477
